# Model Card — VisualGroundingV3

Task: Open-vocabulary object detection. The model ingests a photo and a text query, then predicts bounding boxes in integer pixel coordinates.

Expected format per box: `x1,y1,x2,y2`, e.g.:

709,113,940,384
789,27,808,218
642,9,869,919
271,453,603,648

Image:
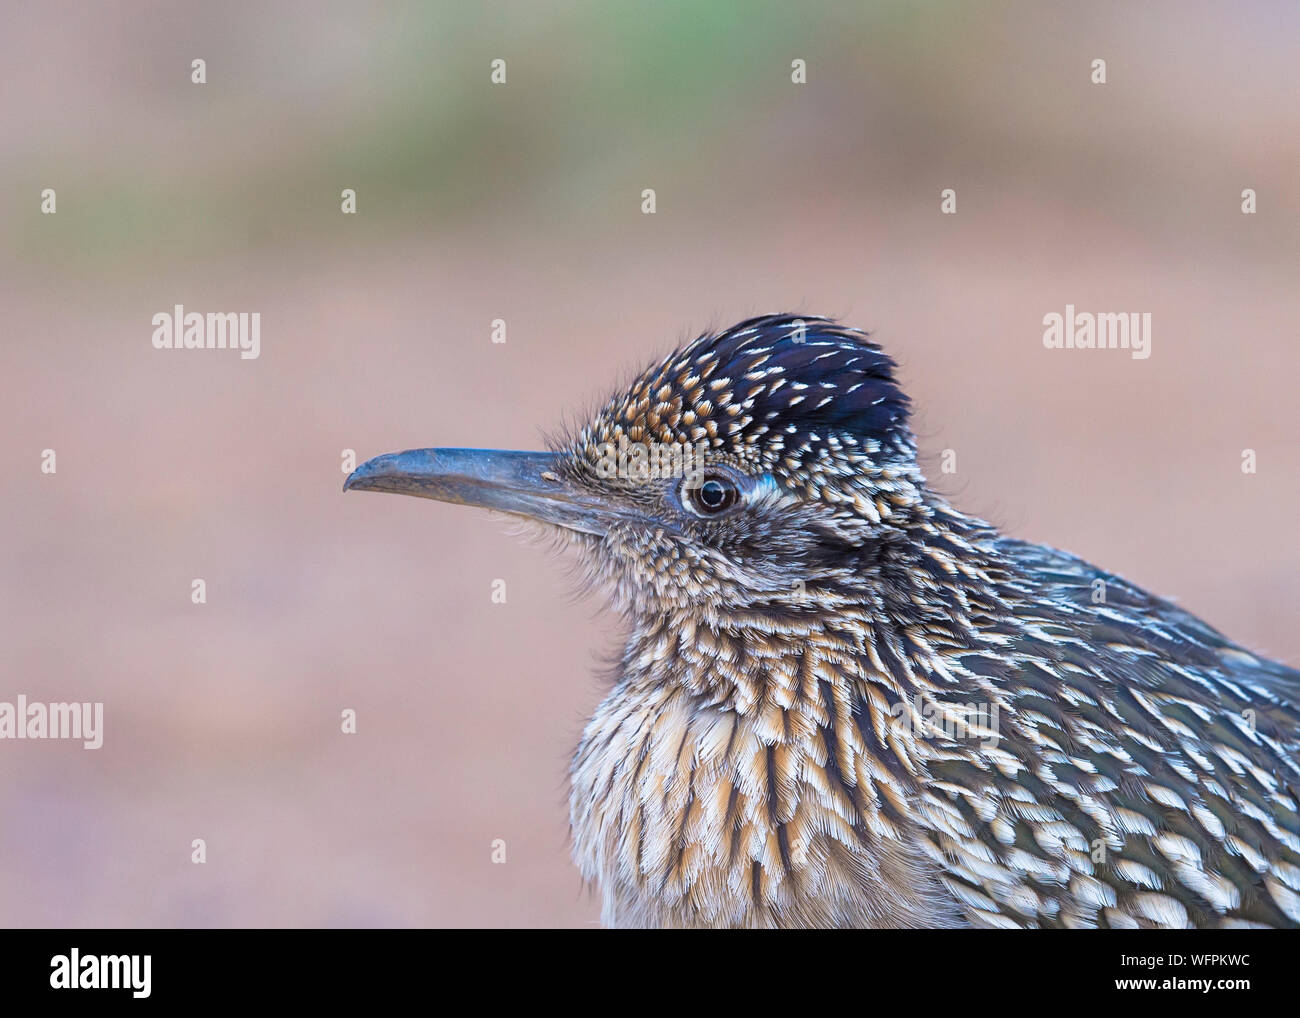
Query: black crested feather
686,314,914,459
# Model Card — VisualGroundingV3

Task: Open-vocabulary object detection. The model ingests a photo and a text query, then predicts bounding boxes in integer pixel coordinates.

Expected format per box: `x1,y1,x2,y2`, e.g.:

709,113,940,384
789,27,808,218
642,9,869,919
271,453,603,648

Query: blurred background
1,0,1297,927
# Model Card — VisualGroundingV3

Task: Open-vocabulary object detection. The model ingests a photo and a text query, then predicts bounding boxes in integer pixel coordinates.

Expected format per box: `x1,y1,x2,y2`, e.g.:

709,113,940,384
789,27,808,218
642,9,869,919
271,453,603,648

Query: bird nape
345,313,1300,929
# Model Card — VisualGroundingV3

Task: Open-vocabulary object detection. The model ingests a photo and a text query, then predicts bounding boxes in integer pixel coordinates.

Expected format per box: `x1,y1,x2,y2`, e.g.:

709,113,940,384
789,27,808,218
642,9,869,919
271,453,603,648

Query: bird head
346,315,932,615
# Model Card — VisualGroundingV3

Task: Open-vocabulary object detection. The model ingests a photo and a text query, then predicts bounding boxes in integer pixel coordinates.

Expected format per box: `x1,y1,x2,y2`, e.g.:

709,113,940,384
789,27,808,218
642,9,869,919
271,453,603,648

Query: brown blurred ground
1,1,1297,926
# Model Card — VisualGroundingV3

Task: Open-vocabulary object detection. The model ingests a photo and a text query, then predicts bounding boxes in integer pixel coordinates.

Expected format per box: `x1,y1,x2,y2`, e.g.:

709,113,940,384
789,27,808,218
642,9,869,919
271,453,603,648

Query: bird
345,313,1300,928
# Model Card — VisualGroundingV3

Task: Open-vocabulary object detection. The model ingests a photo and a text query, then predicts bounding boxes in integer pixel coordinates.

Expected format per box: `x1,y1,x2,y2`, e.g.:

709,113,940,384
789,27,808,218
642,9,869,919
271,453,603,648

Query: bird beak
343,447,619,537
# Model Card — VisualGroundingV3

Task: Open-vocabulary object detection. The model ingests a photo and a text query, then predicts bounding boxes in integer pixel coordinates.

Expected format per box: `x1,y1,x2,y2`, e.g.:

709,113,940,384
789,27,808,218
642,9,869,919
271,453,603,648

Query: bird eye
683,473,739,516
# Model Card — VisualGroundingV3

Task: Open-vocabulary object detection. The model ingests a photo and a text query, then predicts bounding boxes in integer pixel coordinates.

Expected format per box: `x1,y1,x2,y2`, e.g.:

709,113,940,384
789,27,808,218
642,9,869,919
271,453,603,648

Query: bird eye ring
682,473,740,517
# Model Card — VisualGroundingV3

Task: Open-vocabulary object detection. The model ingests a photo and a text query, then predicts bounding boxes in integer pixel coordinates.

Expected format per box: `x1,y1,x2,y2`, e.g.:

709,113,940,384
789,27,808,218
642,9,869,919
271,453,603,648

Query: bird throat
567,559,995,928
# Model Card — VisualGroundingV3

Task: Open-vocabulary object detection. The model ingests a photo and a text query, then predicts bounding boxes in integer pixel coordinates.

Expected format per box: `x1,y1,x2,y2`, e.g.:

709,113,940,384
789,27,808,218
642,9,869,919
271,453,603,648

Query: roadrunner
346,314,1300,928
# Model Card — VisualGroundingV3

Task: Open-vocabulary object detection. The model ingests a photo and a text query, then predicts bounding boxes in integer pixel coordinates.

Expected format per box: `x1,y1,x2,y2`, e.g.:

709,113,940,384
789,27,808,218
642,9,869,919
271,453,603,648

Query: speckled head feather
569,313,915,472
544,316,944,616
347,313,1300,929
560,315,923,515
